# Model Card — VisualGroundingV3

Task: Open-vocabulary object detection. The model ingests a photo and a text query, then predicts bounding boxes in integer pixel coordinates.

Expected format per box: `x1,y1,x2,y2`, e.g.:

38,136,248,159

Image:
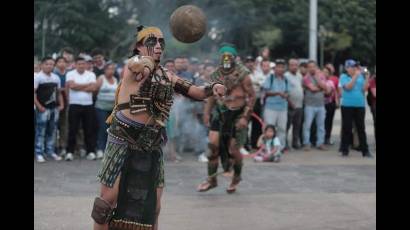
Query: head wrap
136,26,163,43
218,45,238,56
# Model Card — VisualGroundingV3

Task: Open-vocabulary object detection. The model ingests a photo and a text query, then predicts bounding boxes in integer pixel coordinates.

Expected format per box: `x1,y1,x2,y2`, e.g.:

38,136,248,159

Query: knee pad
91,197,114,224
207,143,219,160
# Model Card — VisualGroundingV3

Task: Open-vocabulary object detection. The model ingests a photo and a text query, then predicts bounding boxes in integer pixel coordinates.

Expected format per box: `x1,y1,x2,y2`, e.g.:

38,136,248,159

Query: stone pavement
34,109,376,230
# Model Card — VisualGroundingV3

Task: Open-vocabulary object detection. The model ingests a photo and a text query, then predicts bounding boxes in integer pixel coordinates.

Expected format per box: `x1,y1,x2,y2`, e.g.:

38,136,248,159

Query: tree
34,0,376,68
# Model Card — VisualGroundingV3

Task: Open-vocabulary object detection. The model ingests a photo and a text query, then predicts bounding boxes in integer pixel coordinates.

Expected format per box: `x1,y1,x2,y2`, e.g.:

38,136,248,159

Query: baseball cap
190,57,199,64
345,59,359,68
245,55,254,62
275,59,286,65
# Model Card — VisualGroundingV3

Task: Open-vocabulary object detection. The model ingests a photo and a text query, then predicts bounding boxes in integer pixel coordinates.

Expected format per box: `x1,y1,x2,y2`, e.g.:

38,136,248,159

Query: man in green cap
197,44,256,193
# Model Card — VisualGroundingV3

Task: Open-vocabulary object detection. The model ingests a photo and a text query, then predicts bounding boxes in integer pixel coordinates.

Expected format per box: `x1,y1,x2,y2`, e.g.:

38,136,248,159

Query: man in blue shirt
262,59,289,150
174,56,194,82
53,56,68,155
339,59,372,157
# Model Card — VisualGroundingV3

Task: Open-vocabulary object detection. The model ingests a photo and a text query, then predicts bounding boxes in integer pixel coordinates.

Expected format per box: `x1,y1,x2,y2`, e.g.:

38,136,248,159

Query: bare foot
223,171,234,178
226,177,241,194
197,179,217,192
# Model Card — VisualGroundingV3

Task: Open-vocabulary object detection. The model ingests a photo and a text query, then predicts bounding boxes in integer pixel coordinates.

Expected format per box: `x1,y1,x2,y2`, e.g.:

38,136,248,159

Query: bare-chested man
91,26,226,230
197,45,256,194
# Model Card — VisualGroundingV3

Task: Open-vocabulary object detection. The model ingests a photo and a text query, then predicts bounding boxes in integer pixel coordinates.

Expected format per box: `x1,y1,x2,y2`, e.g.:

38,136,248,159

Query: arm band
203,82,218,97
173,78,193,96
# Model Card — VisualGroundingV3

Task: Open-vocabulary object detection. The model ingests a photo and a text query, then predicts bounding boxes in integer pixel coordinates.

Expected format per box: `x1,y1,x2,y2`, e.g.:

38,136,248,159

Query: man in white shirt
284,59,304,149
65,57,97,161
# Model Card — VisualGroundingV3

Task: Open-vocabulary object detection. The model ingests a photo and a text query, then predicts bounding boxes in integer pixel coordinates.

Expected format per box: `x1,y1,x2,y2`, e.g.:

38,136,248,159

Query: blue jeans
96,108,111,151
34,108,59,156
303,106,326,146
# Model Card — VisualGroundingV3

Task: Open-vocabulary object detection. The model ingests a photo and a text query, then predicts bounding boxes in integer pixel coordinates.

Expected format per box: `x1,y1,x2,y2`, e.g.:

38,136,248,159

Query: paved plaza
35,111,376,230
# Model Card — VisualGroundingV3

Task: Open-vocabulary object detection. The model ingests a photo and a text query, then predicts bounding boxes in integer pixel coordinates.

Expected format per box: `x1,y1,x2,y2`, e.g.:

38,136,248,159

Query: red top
329,76,339,89
369,77,376,105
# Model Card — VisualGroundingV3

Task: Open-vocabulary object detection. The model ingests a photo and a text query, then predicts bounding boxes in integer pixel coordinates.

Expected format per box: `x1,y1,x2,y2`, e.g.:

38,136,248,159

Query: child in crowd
254,124,282,163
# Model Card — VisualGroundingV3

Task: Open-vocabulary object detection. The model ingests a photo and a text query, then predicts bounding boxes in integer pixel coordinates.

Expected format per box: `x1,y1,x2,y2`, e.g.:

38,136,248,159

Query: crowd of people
34,46,376,163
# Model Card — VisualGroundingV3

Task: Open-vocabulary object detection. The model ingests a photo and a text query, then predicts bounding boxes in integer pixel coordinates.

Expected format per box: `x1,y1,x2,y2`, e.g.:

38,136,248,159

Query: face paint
144,34,165,54
221,53,234,71
144,34,155,57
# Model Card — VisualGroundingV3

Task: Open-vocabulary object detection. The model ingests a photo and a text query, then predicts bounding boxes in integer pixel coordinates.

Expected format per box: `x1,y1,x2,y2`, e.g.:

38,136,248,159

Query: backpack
269,74,289,92
263,74,289,105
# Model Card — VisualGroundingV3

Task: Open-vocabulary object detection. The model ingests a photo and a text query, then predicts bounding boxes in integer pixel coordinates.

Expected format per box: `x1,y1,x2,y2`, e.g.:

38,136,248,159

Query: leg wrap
91,197,114,224
207,162,219,178
207,143,219,161
233,161,243,180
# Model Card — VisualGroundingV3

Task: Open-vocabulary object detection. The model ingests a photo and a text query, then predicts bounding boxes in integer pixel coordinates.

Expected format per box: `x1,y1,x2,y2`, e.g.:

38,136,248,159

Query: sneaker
303,145,311,151
96,150,104,159
340,152,349,157
51,153,62,161
240,147,250,155
292,144,301,150
324,139,334,145
79,149,87,158
253,156,263,162
87,152,96,161
273,155,281,163
65,153,74,161
198,153,209,163
36,155,46,163
362,152,374,158
60,148,67,156
317,145,328,151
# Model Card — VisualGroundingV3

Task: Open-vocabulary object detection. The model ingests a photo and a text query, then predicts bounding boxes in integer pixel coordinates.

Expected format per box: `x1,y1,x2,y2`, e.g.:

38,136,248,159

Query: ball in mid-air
170,5,207,43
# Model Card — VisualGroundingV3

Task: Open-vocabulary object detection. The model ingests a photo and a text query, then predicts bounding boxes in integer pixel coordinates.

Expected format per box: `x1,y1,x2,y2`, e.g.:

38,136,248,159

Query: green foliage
34,0,376,66
252,26,282,49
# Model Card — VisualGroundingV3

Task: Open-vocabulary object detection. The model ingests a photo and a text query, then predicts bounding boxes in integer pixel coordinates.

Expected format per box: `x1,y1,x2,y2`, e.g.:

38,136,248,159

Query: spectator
368,73,376,143
202,63,215,82
94,63,118,159
164,59,176,73
189,57,200,79
34,63,41,73
253,125,282,162
338,60,372,157
196,63,215,163
298,61,309,146
34,57,64,163
65,57,97,161
164,96,180,162
244,56,254,71
61,47,75,70
299,62,308,76
91,48,106,77
174,56,194,82
285,58,304,149
247,56,264,149
255,47,270,75
323,66,340,145
195,63,215,86
53,56,69,155
302,60,329,151
84,54,94,71
262,59,289,150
